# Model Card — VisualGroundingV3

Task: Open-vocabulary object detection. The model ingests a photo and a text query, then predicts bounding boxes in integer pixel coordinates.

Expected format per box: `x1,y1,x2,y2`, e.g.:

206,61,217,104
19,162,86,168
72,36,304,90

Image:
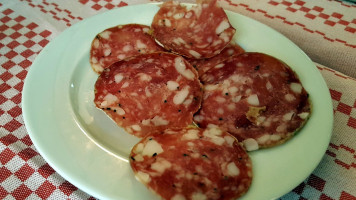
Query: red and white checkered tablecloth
1,0,355,199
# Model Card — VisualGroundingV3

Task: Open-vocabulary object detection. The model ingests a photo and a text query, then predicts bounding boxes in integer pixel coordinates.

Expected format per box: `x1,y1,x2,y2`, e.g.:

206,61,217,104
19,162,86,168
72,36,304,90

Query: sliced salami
194,52,311,150
187,41,245,77
130,127,252,200
94,52,202,137
151,0,236,59
90,24,164,74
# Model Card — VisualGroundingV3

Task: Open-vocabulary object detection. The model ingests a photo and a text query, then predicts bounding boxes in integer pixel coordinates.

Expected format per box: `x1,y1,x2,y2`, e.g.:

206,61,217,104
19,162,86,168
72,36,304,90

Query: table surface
1,0,356,199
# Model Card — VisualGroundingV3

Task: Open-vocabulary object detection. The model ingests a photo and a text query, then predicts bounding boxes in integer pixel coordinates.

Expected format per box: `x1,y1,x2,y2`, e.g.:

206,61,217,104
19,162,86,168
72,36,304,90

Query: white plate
22,3,333,200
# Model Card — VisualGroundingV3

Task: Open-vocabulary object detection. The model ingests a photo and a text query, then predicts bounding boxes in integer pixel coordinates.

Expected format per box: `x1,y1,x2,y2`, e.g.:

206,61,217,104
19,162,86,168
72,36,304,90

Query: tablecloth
1,0,355,199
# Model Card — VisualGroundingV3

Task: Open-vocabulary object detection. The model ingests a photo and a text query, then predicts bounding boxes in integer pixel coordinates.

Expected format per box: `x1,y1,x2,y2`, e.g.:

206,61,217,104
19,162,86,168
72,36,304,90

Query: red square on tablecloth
340,191,356,200
18,59,31,69
0,83,11,93
14,16,25,23
59,181,77,196
0,186,7,199
23,40,36,48
15,70,27,80
20,49,35,58
2,60,16,70
0,95,7,104
18,148,39,161
11,93,22,105
6,41,20,49
0,148,16,165
0,167,12,182
11,24,24,31
14,164,35,182
7,106,22,118
11,184,32,200
0,71,13,82
38,163,55,178
4,50,18,59
26,22,38,30
14,82,24,92
0,134,18,146
35,181,56,199
3,119,22,132
20,135,32,146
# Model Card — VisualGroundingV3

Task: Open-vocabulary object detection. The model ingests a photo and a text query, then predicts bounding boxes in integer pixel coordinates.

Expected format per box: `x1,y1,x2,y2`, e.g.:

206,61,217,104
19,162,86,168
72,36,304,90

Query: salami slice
187,41,245,77
151,0,236,59
90,24,164,74
194,52,311,150
130,127,252,200
94,52,202,137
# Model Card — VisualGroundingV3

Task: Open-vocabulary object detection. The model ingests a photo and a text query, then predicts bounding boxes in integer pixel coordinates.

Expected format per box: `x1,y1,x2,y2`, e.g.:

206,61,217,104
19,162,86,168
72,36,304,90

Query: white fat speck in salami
151,0,236,59
167,81,179,91
136,171,151,184
94,52,202,137
171,194,186,200
142,139,164,157
194,52,311,150
173,87,190,105
290,82,302,94
90,24,164,74
174,57,195,80
215,20,230,34
130,127,252,200
114,74,124,83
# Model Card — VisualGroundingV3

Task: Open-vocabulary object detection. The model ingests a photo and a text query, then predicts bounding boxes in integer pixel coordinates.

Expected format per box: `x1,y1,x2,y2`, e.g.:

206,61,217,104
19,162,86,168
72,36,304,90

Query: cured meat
187,41,245,77
90,24,164,74
194,52,311,150
94,52,202,138
130,127,252,200
151,0,236,59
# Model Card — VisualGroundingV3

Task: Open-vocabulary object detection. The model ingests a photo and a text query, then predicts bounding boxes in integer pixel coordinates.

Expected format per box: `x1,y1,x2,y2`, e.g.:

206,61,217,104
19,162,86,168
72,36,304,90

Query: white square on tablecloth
6,76,21,88
0,113,13,126
11,125,28,139
2,195,15,200
4,155,26,173
0,141,7,152
26,155,47,170
69,188,92,200
8,140,27,154
49,189,72,200
15,35,30,45
0,46,11,57
280,191,302,199
8,65,24,75
47,172,65,186
0,174,22,193
301,185,322,199
2,87,19,100
26,193,41,200
11,54,26,65
24,171,46,191
30,43,43,54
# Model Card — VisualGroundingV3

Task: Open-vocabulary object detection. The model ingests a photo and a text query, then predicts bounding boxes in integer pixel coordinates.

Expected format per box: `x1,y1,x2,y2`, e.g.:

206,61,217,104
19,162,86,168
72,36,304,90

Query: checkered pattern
280,64,356,200
0,4,96,200
268,0,356,33
19,0,84,27
220,0,356,78
1,0,356,199
0,8,51,136
222,0,356,47
79,0,128,11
